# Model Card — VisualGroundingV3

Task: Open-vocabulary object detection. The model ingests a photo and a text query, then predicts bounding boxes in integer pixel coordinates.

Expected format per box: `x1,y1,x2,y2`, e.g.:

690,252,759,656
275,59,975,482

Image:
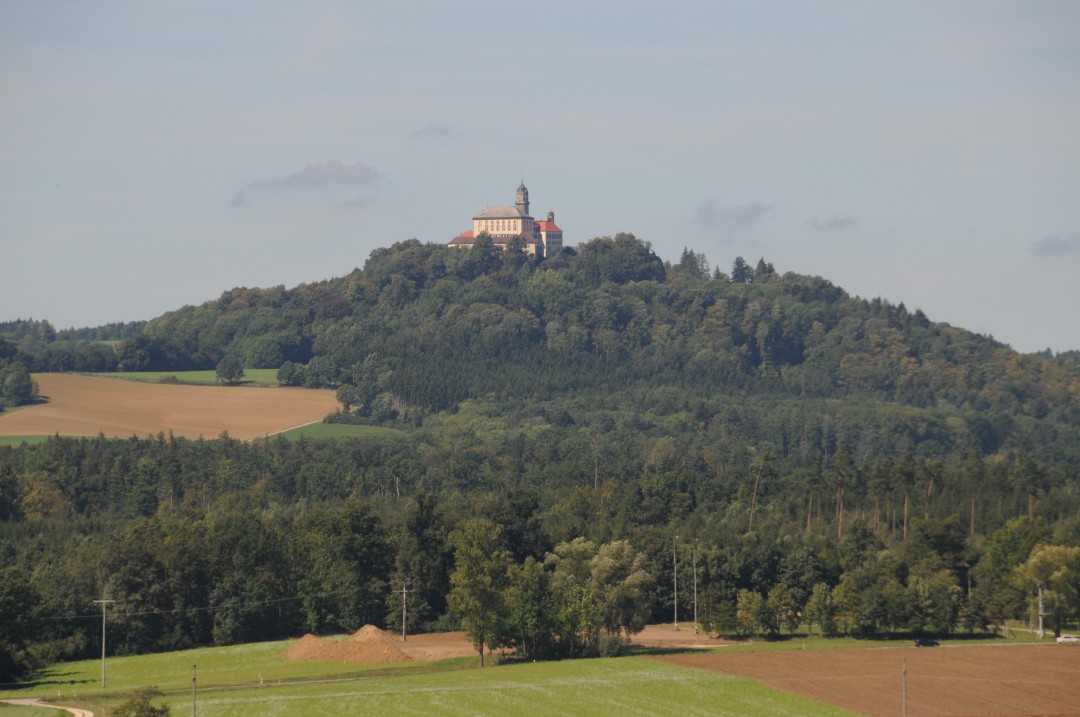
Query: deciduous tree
448,518,511,666
1016,544,1080,637
215,354,245,385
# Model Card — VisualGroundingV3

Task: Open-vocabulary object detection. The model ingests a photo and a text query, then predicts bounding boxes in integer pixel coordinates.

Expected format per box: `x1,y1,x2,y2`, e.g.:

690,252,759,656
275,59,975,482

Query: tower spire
515,180,529,216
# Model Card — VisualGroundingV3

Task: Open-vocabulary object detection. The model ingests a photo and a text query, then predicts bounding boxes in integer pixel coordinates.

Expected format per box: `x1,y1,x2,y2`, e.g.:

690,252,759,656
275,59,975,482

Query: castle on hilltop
449,183,563,258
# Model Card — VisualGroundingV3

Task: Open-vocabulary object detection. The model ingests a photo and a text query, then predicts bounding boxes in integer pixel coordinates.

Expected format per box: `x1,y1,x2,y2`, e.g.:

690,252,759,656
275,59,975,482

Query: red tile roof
536,221,562,233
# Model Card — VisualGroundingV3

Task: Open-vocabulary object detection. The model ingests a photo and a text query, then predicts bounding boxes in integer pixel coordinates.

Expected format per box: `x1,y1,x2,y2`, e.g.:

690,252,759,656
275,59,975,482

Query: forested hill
7,233,1077,464
104,234,1075,459
3,235,1080,678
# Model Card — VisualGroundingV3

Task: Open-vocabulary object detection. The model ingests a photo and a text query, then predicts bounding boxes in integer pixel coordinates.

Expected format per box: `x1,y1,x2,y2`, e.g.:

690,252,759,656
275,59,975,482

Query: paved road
1,697,93,716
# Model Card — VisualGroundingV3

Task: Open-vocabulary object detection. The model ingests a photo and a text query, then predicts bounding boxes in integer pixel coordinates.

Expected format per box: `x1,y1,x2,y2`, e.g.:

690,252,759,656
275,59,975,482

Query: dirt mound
280,634,326,661
282,625,412,664
347,624,395,643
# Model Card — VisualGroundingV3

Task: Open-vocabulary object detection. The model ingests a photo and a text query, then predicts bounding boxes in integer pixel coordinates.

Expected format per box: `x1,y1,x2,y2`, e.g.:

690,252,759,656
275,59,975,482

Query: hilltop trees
8,235,1080,453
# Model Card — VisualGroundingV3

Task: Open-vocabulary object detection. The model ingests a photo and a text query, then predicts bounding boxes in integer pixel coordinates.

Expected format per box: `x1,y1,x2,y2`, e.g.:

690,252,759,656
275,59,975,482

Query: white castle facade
449,183,563,258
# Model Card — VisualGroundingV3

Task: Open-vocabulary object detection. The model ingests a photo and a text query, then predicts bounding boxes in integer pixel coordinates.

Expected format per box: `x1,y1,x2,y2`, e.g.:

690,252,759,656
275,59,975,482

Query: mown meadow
96,369,281,387
1,642,855,717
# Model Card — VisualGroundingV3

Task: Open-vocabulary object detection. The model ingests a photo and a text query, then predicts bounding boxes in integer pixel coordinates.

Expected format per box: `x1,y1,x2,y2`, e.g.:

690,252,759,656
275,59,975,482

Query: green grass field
1,642,854,717
272,423,408,441
0,704,62,716
166,657,854,717
3,630,1045,715
0,435,51,447
0,639,458,700
0,422,400,446
0,403,46,447
96,369,281,387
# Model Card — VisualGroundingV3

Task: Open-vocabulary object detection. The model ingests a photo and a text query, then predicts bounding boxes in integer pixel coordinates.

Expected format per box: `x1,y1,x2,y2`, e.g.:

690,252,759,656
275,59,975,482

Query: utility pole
673,535,679,631
401,580,411,642
192,664,197,717
1037,583,1045,638
901,657,907,717
693,539,699,635
92,599,114,689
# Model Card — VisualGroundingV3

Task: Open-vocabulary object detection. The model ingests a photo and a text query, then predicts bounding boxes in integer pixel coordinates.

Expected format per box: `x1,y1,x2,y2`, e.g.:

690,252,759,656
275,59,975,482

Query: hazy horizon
2,2,1078,353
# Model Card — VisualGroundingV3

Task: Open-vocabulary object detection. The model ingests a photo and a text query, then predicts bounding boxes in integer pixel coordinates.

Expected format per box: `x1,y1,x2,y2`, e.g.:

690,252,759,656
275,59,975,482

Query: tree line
2,432,1077,682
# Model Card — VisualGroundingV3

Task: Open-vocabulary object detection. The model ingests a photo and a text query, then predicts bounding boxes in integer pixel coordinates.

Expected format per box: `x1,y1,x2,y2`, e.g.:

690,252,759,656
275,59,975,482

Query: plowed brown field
0,374,338,440
655,644,1080,717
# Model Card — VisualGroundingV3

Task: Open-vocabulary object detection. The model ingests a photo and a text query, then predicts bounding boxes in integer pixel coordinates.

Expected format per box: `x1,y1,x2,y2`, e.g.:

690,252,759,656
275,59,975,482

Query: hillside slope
109,235,1080,464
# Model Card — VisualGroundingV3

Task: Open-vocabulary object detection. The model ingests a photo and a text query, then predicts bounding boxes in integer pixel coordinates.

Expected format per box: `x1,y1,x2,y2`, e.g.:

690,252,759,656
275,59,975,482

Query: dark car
914,638,939,647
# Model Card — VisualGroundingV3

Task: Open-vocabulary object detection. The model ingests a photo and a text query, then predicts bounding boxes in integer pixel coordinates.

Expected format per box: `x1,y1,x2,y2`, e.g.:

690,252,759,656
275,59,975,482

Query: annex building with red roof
449,183,563,258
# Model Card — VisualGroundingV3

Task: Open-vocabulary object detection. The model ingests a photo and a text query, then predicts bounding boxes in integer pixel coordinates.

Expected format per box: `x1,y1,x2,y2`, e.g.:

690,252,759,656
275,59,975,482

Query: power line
42,588,356,622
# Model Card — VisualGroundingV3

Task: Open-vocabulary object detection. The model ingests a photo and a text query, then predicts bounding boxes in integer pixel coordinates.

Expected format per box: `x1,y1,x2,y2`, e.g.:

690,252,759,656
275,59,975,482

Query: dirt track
654,644,1080,717
0,374,338,440
2,698,93,716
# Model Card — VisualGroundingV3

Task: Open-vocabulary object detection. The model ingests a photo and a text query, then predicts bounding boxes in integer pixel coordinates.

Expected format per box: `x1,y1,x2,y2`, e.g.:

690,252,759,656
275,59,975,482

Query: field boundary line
257,419,326,440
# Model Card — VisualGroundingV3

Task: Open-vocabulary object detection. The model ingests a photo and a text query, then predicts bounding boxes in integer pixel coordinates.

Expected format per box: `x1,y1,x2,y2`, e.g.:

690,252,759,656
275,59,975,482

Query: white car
1056,634,1079,644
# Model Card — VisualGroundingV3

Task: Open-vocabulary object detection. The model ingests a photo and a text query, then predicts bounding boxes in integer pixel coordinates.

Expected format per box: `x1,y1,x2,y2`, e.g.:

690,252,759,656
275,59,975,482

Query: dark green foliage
574,233,666,285
57,320,147,342
385,493,453,632
2,237,1080,667
448,518,511,666
730,256,752,284
0,564,41,682
0,361,38,407
112,686,170,717
0,318,56,343
215,355,245,385
1,319,121,373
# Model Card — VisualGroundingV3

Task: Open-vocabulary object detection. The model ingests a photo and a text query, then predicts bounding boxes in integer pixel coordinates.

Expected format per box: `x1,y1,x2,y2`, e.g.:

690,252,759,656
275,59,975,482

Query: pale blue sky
2,1,1078,352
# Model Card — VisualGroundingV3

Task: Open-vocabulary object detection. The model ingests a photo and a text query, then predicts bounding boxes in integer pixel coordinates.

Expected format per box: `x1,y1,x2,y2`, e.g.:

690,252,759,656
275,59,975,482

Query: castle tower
515,182,529,216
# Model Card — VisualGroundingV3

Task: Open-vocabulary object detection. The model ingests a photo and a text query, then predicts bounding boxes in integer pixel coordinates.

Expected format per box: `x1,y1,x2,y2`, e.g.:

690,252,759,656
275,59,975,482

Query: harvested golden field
0,374,338,440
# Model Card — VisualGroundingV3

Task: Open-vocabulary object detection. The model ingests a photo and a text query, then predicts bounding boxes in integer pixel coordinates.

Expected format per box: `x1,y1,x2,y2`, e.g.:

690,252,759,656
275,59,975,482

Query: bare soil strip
0,374,338,441
283,627,479,663
654,644,1080,717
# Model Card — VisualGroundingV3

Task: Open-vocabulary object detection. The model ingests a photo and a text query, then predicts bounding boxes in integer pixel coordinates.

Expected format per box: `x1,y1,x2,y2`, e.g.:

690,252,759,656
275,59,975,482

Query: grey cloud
231,161,381,206
696,201,773,228
411,124,453,139
809,214,857,231
1030,233,1080,257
